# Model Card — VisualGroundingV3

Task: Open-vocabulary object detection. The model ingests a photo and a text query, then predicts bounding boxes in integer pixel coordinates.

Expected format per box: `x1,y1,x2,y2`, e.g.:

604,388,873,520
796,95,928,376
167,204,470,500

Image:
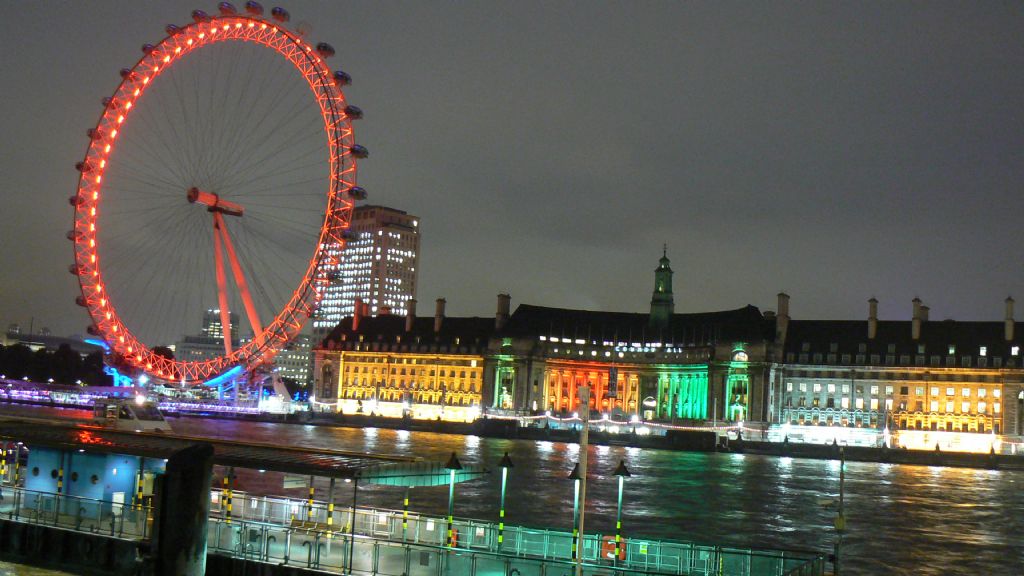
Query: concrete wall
0,518,150,575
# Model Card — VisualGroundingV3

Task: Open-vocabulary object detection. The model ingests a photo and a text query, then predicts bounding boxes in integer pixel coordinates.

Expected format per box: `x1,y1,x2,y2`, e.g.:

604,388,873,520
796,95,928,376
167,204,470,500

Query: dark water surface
3,406,1022,575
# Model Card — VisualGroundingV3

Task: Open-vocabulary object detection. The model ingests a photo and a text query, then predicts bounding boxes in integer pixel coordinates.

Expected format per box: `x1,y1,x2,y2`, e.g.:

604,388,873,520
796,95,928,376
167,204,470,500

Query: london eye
69,2,365,384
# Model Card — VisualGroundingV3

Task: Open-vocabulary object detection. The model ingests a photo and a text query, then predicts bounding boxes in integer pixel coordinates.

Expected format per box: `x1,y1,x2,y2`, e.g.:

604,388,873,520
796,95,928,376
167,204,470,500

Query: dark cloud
1,1,1023,342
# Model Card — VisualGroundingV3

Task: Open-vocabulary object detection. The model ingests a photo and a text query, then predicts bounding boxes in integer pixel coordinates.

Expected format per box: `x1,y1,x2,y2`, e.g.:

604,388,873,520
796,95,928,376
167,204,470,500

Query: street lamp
568,462,581,561
497,452,513,550
612,459,631,565
445,452,462,548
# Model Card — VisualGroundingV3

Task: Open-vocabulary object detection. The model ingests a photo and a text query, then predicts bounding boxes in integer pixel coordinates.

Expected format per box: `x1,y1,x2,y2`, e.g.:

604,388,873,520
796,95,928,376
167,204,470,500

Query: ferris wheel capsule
142,43,156,54
347,186,367,200
218,2,238,15
271,7,290,22
316,43,335,58
87,128,102,140
119,68,134,79
166,24,182,36
86,325,101,336
333,70,352,87
245,1,264,15
191,9,210,23
101,97,118,109
67,230,78,241
69,196,84,207
344,105,363,120
350,144,369,159
75,161,92,173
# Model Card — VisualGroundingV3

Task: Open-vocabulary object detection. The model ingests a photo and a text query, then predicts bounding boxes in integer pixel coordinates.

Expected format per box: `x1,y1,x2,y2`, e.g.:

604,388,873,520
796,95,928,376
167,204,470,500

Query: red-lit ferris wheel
69,3,366,384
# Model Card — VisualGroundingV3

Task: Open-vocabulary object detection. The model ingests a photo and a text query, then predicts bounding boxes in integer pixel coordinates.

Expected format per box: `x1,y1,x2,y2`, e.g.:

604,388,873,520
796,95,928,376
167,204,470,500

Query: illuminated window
979,401,987,413
979,346,987,357
885,398,893,410
842,384,850,393
885,386,893,395
827,383,836,393
813,383,822,393
993,389,1001,398
930,400,939,412
855,398,864,409
995,402,1001,413
962,388,970,398
799,383,807,392
1013,346,1020,356
786,382,793,392
915,387,924,395
841,397,850,409
945,401,954,413
978,388,986,398
946,387,955,396
930,387,939,396
961,402,970,413
870,385,879,395
948,345,956,355
870,398,879,410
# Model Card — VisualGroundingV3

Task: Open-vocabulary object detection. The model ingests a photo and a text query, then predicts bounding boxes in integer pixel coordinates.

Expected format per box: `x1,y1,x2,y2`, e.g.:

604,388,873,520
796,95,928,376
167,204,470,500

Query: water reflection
0,405,1021,575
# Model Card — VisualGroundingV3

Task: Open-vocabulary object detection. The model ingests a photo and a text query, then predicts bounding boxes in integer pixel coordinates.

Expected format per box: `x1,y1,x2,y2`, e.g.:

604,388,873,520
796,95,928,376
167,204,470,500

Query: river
4,405,1023,575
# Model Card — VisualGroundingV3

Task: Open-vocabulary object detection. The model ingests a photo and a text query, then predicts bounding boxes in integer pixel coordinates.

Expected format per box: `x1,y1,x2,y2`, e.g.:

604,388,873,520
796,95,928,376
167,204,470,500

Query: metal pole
615,474,624,565
834,447,846,576
402,486,410,541
447,469,455,547
327,478,336,531
571,478,580,560
307,475,315,523
498,466,508,550
575,385,590,576
348,477,358,574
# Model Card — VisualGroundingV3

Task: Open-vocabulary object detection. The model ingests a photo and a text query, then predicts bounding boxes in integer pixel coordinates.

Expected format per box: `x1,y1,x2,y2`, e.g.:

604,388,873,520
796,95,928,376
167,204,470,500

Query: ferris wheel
69,2,367,384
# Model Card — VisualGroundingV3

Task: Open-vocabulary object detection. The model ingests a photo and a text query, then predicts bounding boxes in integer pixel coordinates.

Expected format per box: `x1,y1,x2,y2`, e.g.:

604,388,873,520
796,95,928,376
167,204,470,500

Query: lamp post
445,452,462,548
612,459,631,566
497,452,513,551
568,462,581,561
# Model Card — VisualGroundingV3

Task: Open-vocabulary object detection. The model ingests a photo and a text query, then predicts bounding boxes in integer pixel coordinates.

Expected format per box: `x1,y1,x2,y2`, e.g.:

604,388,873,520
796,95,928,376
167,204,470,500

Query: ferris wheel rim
70,10,358,384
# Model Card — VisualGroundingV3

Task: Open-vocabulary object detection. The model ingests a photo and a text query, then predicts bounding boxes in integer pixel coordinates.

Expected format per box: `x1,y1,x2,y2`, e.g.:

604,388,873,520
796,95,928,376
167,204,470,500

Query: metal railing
211,491,825,576
0,485,152,540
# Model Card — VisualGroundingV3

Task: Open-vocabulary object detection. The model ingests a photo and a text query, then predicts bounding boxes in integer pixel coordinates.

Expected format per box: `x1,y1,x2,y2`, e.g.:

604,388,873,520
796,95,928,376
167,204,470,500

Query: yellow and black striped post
57,461,64,495
402,487,409,540
497,452,513,550
225,469,233,524
307,476,315,523
327,478,336,531
612,459,631,565
13,446,20,486
1,444,8,484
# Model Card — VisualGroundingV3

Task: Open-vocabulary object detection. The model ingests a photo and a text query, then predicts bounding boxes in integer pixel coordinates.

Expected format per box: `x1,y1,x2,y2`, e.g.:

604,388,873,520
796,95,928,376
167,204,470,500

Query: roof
319,315,495,352
0,421,413,480
499,303,772,345
784,319,1024,366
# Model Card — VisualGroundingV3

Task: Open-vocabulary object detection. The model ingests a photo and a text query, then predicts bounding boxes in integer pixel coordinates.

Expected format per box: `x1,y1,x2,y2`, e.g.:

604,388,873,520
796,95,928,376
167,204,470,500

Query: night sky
2,1,1023,341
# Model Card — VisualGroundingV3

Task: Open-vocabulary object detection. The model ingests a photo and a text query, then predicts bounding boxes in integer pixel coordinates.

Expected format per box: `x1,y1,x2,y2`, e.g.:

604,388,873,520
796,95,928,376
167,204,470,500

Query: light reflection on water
2,405,1022,575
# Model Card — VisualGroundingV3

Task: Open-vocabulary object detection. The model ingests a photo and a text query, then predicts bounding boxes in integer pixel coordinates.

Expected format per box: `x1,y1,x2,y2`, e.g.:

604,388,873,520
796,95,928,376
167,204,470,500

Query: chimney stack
1006,296,1015,341
920,305,930,322
496,293,511,330
353,297,363,332
434,298,446,333
775,292,790,344
868,297,878,339
911,298,922,340
405,298,417,333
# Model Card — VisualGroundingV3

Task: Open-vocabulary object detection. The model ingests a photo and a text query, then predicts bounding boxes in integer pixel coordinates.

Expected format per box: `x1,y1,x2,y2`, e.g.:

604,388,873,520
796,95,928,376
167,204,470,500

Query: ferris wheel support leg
213,213,234,357
215,215,264,339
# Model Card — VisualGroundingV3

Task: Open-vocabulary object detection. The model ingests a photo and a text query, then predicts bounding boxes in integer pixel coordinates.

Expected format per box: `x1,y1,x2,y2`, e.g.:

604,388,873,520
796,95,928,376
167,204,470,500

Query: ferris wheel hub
187,187,244,217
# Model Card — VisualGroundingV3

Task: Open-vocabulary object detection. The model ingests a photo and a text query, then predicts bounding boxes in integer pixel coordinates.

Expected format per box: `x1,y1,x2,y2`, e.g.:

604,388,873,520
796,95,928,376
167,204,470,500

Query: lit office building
771,297,1024,451
175,309,239,364
314,206,419,330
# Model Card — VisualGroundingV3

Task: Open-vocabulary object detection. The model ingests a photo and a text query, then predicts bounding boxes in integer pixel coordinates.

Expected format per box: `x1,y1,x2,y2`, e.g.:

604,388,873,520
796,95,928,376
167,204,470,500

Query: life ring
601,535,626,561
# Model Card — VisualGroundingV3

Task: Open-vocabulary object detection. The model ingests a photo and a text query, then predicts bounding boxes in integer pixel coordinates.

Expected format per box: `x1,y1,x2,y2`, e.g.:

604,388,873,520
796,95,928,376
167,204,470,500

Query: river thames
3,406,1023,575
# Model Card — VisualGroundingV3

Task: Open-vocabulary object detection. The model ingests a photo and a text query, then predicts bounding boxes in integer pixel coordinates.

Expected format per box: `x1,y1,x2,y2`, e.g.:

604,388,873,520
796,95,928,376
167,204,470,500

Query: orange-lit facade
313,313,493,422
771,298,1024,452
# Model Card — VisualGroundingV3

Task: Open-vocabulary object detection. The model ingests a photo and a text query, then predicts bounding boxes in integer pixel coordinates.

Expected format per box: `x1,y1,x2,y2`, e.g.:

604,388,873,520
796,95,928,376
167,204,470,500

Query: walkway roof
0,420,487,484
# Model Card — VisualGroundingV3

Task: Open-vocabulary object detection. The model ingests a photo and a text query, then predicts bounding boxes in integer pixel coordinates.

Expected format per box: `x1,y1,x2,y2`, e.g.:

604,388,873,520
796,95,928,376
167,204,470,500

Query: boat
92,396,174,433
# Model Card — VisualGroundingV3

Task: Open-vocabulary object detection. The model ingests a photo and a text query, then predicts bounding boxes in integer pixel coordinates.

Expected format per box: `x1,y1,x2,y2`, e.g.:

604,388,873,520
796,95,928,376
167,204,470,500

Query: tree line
0,343,112,386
